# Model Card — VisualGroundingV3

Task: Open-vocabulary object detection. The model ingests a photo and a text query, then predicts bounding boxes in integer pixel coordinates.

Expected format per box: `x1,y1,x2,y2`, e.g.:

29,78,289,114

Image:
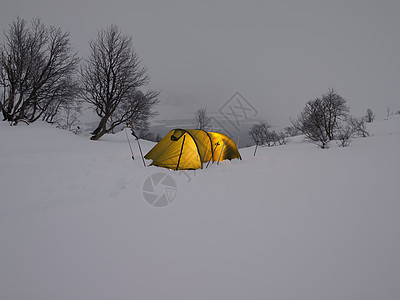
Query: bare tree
347,116,369,138
335,116,369,147
292,89,349,148
292,98,330,148
249,121,286,147
336,123,354,147
249,121,270,146
320,89,350,140
80,25,158,140
365,108,375,123
194,107,211,130
0,17,79,125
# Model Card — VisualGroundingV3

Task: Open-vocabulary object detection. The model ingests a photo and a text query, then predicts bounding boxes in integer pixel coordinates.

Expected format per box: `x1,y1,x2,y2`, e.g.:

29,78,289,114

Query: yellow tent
144,129,241,170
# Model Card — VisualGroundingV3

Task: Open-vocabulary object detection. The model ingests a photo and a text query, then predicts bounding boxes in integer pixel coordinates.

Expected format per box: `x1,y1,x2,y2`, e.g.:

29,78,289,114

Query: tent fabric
144,129,241,170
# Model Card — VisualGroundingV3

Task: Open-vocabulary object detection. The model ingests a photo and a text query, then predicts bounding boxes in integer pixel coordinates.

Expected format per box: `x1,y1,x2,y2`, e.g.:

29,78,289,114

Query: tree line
249,89,374,149
0,17,158,140
193,89,376,150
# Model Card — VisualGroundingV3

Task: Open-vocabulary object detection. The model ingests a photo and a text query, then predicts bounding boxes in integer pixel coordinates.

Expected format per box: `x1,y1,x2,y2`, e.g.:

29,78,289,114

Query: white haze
1,0,399,125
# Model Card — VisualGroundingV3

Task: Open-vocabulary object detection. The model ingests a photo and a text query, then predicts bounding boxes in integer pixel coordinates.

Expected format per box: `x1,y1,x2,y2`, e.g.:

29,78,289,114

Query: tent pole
176,135,186,170
125,128,134,160
217,141,226,165
236,136,240,148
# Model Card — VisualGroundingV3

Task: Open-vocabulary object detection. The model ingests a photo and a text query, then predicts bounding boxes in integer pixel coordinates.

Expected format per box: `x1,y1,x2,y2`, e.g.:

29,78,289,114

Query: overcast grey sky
1,0,399,123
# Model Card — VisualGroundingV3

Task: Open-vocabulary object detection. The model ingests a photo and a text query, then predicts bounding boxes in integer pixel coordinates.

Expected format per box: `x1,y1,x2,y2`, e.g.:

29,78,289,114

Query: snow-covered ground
1,116,399,300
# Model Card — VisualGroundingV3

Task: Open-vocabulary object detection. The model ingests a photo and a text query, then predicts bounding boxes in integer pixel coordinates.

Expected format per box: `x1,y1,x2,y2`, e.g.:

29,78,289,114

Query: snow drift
1,117,399,300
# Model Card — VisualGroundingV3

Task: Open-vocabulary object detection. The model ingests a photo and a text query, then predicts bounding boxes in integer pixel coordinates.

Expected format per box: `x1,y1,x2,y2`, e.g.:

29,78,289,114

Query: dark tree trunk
90,130,108,140
90,116,110,140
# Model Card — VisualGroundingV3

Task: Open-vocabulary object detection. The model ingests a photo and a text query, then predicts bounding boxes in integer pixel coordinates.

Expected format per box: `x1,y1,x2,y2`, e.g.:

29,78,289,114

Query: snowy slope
1,117,399,300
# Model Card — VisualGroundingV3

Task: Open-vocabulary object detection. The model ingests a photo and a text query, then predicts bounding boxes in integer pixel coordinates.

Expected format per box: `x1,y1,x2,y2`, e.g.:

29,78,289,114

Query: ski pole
206,142,220,168
125,128,134,160
253,142,258,156
136,137,146,167
217,141,226,165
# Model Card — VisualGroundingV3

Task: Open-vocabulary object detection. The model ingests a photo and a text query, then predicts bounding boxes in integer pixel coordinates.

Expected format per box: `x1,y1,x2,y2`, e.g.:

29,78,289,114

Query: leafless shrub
365,108,375,123
336,123,354,147
347,116,369,137
277,132,287,145
292,89,349,149
249,121,286,147
335,116,369,147
194,107,211,130
249,121,270,146
55,102,82,134
284,126,299,137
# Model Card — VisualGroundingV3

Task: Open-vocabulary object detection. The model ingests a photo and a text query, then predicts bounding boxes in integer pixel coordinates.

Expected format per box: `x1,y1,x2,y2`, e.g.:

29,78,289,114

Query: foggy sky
1,0,399,123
